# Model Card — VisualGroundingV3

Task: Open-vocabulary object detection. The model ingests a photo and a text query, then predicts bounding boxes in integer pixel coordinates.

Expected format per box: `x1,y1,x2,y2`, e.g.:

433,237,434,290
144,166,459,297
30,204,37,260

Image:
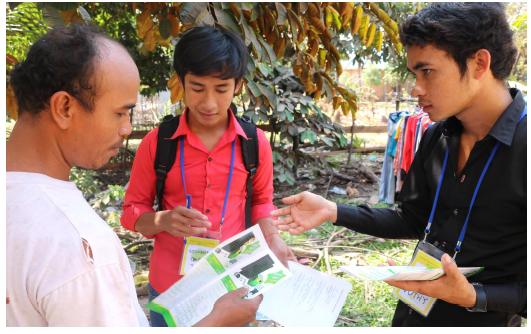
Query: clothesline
379,108,434,205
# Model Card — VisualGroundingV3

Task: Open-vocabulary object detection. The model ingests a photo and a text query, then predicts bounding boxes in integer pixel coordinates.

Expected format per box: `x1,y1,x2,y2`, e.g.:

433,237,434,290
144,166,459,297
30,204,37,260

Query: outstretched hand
269,191,337,235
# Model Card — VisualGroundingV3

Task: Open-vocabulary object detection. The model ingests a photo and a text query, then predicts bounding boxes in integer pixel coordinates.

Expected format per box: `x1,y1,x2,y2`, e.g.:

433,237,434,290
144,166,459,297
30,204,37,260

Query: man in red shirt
121,26,296,326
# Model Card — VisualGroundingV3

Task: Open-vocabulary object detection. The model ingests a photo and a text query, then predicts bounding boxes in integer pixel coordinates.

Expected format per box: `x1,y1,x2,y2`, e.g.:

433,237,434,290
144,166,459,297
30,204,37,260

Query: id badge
393,241,447,317
180,236,219,275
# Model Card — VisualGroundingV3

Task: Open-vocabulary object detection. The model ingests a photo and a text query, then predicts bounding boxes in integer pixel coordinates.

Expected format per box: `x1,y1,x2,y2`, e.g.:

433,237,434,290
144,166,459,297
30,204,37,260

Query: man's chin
74,158,113,172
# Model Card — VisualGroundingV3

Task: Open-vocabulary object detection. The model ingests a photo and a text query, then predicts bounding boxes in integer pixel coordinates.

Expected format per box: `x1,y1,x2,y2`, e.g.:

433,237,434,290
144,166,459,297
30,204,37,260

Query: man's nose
410,80,426,98
201,91,217,112
120,112,132,137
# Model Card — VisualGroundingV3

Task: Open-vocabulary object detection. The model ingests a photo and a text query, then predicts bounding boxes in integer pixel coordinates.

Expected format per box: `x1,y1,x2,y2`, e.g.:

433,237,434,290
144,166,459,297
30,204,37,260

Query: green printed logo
242,242,260,255
221,275,237,292
191,248,209,262
206,253,226,274
264,270,286,284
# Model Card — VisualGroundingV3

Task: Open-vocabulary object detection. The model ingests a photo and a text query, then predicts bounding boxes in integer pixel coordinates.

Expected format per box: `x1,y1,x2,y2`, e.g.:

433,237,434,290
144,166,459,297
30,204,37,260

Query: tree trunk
347,117,355,165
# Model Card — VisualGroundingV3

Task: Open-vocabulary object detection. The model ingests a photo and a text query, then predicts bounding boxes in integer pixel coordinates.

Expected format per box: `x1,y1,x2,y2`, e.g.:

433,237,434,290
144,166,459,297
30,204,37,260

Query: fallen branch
311,249,323,269
323,171,335,199
333,172,356,182
291,247,320,259
399,240,418,247
123,240,153,251
115,233,138,241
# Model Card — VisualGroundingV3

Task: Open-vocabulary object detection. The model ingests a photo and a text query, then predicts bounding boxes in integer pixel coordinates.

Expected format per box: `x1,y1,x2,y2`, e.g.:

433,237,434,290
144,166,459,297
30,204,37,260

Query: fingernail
444,254,453,264
202,215,208,220
206,222,211,227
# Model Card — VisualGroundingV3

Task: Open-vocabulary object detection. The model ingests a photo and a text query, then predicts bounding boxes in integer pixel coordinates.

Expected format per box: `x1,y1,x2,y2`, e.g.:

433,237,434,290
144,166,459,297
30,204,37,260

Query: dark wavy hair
173,26,248,88
399,2,517,81
10,25,120,116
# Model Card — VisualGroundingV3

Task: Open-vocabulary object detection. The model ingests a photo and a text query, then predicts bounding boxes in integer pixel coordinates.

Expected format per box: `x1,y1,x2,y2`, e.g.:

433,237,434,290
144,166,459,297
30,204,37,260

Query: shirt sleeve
250,128,277,224
38,265,142,326
484,282,527,317
120,129,159,238
334,124,438,239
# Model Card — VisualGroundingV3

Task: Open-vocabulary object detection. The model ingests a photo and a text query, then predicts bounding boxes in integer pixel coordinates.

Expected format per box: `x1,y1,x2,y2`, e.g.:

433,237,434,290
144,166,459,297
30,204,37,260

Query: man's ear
49,92,76,130
470,49,492,81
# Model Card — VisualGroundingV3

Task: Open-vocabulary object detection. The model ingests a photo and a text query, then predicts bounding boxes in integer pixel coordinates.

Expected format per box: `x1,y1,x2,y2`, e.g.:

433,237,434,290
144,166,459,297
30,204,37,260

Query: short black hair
399,2,517,81
173,26,248,88
10,25,122,115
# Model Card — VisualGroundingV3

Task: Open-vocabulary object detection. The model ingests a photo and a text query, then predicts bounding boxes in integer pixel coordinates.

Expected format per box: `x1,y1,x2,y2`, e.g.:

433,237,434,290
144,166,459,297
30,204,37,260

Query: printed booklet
340,265,483,281
146,224,292,327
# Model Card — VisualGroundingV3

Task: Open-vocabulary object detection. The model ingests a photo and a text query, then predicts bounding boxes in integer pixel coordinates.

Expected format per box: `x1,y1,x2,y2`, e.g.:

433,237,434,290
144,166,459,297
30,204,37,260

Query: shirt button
206,209,210,213
207,184,211,188
453,209,458,215
208,158,212,162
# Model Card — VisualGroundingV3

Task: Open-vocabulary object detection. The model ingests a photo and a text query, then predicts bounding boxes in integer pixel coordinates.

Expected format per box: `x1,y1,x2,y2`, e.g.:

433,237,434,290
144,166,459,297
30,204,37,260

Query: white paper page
340,266,483,281
258,261,352,327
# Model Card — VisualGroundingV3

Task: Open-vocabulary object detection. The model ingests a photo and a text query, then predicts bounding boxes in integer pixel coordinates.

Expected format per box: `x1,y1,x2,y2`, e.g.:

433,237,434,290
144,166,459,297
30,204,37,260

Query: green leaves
256,82,278,109
214,7,242,35
256,33,277,64
244,76,262,97
195,7,214,27
159,19,172,39
49,3,80,12
180,2,207,24
78,6,91,24
37,3,64,27
275,2,288,25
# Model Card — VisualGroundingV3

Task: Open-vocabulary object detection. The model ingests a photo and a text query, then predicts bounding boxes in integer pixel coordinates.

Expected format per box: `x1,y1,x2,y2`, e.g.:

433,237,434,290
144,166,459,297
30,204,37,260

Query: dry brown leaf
6,85,18,121
310,16,325,34
273,37,286,60
6,54,18,66
168,15,180,37
144,29,157,52
167,74,179,89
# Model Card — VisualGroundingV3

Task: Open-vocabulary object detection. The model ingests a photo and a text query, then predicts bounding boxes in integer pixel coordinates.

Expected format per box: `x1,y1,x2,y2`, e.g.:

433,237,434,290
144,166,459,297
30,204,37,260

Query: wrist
265,232,281,244
154,210,170,232
462,283,477,308
327,201,338,223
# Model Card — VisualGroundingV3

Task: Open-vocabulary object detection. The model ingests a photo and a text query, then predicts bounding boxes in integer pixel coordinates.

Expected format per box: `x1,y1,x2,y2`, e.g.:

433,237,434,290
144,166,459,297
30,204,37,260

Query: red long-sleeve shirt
121,108,276,293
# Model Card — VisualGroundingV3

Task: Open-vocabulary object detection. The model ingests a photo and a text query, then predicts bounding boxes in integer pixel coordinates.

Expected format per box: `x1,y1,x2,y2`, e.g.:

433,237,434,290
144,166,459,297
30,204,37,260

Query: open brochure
258,261,352,327
340,265,484,281
146,224,292,327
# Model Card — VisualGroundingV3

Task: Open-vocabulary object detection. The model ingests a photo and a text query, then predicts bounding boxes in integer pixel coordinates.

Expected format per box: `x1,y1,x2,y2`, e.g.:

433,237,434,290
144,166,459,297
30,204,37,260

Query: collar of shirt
170,107,248,153
441,88,525,146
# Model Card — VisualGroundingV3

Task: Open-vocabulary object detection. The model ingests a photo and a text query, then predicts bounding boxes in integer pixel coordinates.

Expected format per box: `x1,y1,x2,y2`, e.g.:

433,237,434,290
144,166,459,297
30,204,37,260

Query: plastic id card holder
180,236,219,275
393,241,447,317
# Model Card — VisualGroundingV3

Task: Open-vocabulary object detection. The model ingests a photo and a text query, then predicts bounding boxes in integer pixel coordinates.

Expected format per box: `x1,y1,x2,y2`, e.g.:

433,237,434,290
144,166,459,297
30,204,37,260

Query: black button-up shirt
336,89,526,326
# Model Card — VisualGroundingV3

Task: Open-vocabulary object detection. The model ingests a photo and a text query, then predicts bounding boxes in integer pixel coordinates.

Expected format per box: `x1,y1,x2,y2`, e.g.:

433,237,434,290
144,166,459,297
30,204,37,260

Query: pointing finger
270,206,293,217
281,193,303,205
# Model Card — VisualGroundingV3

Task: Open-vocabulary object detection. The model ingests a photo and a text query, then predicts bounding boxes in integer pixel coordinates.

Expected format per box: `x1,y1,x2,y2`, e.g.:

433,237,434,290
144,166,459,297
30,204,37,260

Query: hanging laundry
379,109,433,205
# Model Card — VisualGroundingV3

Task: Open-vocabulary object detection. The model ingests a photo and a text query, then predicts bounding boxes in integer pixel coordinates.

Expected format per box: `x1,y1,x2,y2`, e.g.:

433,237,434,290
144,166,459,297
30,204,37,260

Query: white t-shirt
6,172,149,327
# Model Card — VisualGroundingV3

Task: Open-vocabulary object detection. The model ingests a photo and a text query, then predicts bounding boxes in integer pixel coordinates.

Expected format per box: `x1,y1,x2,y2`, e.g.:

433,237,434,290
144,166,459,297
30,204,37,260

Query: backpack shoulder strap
236,115,259,229
154,114,180,211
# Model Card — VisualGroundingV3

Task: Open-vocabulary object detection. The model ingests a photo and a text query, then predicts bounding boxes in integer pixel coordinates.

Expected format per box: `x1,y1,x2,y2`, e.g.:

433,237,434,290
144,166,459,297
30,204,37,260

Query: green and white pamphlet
146,224,292,327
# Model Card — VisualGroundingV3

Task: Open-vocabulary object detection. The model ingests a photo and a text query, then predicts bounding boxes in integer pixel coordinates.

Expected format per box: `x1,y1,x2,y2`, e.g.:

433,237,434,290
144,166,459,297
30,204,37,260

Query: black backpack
153,114,259,230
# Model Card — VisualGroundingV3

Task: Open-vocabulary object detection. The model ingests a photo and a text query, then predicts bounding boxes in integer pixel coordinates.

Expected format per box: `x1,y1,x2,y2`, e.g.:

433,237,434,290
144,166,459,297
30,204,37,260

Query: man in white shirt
6,25,262,327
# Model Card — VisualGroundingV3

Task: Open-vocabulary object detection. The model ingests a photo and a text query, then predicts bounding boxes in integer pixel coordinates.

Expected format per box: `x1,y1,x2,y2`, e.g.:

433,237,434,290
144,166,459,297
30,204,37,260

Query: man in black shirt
270,2,526,327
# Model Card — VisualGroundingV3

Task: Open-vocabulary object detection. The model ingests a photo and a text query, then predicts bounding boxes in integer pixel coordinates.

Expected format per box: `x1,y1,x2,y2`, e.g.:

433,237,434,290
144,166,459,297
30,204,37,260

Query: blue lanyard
424,105,527,260
180,136,236,232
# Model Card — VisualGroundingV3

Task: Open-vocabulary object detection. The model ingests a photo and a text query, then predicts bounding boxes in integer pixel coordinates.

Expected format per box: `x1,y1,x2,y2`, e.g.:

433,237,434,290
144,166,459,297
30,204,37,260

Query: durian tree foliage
6,2,408,184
